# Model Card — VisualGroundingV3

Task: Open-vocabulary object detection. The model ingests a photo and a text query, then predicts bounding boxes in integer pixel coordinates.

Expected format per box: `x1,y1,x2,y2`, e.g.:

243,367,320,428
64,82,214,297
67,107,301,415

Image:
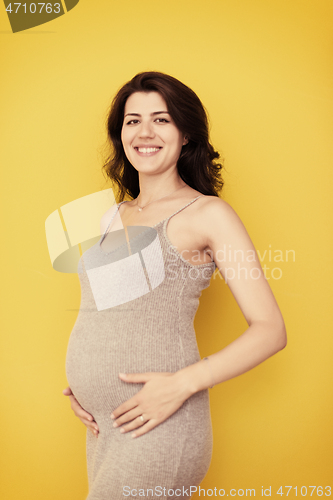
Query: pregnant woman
63,71,287,499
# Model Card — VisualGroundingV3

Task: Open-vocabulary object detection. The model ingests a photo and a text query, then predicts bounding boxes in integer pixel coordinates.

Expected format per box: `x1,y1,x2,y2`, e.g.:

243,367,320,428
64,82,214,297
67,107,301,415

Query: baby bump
65,316,197,418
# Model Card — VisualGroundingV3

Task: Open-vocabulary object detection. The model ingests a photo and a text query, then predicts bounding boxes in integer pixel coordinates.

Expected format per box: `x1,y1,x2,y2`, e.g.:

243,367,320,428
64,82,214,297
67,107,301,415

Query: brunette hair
101,71,224,201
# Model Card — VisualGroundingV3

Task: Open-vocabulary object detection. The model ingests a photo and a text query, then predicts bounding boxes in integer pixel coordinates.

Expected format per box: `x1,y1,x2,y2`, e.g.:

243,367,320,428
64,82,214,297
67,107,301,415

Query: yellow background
1,0,332,498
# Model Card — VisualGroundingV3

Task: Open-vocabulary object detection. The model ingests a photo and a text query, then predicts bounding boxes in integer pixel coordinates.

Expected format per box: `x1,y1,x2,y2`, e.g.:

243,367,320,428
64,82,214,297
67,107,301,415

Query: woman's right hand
63,386,99,437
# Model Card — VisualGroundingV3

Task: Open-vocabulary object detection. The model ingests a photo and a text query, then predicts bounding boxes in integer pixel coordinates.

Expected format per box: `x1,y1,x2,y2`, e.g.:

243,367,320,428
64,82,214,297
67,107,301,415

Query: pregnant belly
65,313,198,419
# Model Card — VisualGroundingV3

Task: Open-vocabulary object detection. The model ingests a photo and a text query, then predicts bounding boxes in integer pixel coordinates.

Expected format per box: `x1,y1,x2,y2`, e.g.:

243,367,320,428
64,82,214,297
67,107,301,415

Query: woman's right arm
63,387,99,437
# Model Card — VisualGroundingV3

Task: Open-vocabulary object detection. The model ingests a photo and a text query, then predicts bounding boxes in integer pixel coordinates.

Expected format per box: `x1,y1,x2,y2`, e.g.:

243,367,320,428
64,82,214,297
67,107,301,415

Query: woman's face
121,91,188,174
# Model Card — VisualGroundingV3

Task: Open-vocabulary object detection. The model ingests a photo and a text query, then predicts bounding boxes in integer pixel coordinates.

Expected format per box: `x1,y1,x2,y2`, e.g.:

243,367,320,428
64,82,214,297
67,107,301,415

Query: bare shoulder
197,195,239,226
196,196,248,247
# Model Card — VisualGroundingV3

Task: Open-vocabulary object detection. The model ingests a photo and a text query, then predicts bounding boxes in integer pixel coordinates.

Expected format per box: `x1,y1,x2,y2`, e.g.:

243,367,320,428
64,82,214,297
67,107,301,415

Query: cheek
121,129,131,151
172,129,185,147
173,134,185,153
121,126,126,142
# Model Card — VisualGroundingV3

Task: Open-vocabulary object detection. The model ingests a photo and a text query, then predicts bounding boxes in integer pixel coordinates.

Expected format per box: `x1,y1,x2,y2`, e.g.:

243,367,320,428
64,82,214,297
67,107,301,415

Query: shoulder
197,195,239,224
195,196,248,246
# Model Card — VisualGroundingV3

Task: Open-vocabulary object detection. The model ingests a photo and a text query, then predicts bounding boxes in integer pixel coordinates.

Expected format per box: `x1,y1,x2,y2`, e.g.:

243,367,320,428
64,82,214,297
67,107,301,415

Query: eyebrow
124,111,170,118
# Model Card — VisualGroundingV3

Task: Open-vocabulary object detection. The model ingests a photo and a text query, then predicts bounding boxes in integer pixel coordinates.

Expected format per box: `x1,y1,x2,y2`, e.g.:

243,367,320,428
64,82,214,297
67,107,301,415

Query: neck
136,175,187,206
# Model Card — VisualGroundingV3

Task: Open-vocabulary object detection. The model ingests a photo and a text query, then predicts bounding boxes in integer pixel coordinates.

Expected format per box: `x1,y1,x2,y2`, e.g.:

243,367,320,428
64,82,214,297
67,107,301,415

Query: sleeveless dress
65,195,217,500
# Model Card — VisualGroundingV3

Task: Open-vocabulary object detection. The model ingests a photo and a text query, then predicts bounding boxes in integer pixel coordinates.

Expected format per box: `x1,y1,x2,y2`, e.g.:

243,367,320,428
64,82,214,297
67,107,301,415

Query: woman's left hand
110,371,191,438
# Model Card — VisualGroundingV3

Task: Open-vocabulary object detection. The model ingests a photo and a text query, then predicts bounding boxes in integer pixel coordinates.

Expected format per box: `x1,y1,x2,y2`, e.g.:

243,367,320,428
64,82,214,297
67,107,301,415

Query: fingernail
113,422,118,428
131,433,136,438
110,413,115,419
120,428,125,433
119,373,126,377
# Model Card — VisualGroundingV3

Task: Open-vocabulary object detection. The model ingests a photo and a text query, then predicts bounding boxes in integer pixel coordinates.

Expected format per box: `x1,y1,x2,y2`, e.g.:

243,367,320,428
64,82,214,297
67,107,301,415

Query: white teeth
137,147,161,153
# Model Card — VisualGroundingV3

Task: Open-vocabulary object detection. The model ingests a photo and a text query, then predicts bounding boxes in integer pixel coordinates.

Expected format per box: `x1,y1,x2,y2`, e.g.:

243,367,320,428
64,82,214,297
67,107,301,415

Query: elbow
276,320,287,351
251,316,288,351
258,316,287,351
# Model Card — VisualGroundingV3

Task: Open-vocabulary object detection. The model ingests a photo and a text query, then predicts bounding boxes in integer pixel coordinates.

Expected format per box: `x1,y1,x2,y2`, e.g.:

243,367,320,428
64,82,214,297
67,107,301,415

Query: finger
64,391,99,436
82,417,99,435
118,372,153,384
68,396,95,422
88,426,99,437
62,387,73,396
74,413,99,436
131,419,157,438
118,415,147,434
111,399,139,420
89,425,99,436
71,403,95,422
112,408,142,428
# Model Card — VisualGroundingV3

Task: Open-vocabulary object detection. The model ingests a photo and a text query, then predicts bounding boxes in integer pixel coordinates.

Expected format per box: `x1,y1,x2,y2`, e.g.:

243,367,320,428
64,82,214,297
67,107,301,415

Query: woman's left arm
110,198,287,437
176,197,287,394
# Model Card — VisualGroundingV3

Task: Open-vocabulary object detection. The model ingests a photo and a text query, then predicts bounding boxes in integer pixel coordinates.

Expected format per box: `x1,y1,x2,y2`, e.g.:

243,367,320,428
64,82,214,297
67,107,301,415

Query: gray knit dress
65,195,216,499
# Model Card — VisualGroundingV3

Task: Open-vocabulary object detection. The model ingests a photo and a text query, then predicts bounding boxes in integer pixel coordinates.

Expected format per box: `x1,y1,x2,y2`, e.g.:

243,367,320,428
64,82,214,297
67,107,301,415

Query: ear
183,136,189,146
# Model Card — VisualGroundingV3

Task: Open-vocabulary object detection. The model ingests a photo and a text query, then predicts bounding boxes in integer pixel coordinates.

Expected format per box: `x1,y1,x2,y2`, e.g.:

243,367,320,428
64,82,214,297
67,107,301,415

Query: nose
138,120,155,138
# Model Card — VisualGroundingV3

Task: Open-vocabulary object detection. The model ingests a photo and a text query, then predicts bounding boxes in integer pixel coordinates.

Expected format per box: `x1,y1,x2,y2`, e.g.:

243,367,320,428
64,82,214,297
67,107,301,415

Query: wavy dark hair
101,71,224,201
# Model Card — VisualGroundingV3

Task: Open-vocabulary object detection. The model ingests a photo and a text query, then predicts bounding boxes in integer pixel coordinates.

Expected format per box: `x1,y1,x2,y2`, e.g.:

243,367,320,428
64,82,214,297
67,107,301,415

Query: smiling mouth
134,147,162,154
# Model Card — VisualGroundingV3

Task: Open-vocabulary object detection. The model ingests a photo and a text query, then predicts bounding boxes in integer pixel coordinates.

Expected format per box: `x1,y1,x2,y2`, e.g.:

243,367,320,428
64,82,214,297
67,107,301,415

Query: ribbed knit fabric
65,195,217,500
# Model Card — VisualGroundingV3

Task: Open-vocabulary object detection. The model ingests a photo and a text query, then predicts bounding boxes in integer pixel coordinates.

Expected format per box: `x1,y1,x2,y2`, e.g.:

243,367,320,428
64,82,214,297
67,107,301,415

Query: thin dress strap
100,200,129,245
165,195,206,222
100,195,206,245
